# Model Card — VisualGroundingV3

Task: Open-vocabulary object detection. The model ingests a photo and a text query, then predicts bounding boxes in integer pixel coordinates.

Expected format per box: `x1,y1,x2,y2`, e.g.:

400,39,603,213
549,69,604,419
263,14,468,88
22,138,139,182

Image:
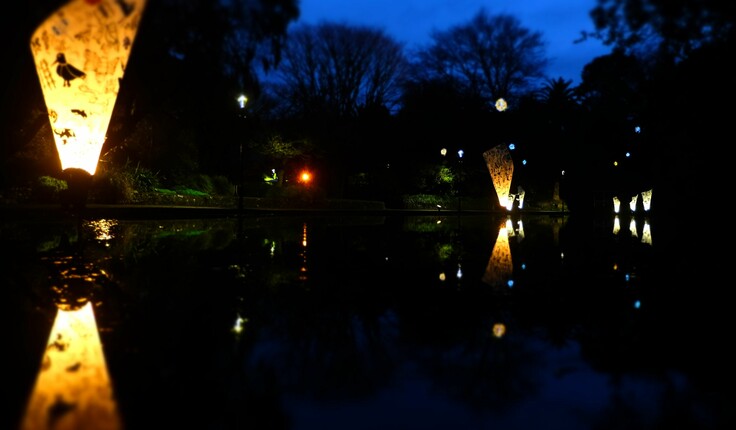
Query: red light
298,170,312,184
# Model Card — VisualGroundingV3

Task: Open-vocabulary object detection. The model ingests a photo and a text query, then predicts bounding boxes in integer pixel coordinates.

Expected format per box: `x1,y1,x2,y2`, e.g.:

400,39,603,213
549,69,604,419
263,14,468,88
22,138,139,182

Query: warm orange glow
31,0,147,175
492,323,506,338
482,218,513,287
21,302,121,430
298,170,313,184
483,145,514,210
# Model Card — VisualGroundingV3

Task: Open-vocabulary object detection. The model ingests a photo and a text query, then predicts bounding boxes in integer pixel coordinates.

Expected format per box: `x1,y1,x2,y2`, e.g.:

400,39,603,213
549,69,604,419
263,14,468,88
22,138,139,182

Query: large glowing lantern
30,0,147,185
482,144,514,210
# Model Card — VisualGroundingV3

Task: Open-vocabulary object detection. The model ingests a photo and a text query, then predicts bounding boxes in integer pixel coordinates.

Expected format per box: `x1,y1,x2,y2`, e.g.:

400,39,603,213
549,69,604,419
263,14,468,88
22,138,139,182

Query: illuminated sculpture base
61,168,93,209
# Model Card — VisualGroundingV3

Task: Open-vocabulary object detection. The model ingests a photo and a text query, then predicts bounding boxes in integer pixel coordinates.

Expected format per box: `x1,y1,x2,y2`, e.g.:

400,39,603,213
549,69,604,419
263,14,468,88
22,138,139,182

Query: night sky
298,0,611,85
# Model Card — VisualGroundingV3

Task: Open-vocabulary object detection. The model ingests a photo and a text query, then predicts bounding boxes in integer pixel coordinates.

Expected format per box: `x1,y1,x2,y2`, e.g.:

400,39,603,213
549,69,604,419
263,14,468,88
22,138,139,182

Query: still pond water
2,211,731,429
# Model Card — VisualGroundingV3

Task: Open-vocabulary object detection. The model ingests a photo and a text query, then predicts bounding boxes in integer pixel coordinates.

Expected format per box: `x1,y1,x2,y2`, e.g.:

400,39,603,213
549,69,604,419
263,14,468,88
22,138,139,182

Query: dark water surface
2,212,731,429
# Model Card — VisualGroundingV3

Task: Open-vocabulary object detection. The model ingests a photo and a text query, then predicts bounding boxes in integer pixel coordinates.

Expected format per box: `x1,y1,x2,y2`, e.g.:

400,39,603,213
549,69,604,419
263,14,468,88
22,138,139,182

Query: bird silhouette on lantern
53,53,86,87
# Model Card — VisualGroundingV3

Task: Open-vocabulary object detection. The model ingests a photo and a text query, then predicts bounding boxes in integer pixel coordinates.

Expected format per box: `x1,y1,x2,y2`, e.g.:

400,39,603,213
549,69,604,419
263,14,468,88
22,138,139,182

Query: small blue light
507,280,514,288
509,143,515,150
522,159,527,165
634,300,641,309
521,263,526,270
635,126,641,133
625,273,630,282
625,152,631,157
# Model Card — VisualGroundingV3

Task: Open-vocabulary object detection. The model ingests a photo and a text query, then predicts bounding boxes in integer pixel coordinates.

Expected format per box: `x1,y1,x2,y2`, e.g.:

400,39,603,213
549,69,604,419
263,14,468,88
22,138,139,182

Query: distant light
507,280,514,288
232,316,247,334
495,98,508,112
439,272,446,281
625,273,630,282
634,300,641,309
625,152,631,157
458,149,464,158
440,148,447,156
521,263,526,270
613,161,618,166
508,143,515,150
237,94,248,109
522,159,527,165
492,323,506,338
561,170,565,176
456,265,463,279
298,170,312,184
635,126,641,133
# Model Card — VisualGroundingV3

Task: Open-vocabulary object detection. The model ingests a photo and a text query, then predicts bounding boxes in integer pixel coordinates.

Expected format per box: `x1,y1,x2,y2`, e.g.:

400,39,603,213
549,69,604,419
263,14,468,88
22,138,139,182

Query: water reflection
4,212,726,429
21,302,120,430
20,220,121,430
482,217,514,288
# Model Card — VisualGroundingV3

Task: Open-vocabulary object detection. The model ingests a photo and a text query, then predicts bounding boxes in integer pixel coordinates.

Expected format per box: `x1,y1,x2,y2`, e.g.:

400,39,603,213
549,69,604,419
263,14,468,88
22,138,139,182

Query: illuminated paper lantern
30,0,147,176
629,194,638,212
641,189,653,212
482,145,514,210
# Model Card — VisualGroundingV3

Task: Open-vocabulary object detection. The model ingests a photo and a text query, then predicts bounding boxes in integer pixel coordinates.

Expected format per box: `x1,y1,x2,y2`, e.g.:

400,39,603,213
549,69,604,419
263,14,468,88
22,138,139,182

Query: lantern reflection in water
482,217,514,287
21,302,120,430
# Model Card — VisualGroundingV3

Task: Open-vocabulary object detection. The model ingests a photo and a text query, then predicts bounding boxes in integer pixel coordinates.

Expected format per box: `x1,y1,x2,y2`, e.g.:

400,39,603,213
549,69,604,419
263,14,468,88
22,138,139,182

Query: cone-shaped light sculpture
482,144,514,210
30,0,147,203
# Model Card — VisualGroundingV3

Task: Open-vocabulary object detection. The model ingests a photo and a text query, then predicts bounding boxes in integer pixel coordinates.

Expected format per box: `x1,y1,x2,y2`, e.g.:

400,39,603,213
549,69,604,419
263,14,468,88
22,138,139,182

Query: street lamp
236,94,248,213
457,149,464,212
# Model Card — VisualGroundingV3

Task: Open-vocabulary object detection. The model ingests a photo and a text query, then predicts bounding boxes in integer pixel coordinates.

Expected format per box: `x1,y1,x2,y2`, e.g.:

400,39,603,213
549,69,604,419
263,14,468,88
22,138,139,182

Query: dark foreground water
2,211,732,430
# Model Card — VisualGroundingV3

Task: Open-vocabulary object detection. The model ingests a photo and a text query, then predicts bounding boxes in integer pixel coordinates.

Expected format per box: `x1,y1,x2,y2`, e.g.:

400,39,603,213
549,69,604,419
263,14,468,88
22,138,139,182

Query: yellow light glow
31,0,147,175
613,215,621,235
495,98,508,112
482,145,514,210
439,272,446,281
641,189,653,212
629,194,638,212
629,218,638,238
21,302,121,430
482,219,513,287
492,323,506,338
641,219,652,245
613,196,621,214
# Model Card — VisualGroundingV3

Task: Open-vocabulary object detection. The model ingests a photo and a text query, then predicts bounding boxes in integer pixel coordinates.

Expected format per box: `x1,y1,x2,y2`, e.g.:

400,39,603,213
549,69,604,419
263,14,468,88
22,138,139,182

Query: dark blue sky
298,0,611,85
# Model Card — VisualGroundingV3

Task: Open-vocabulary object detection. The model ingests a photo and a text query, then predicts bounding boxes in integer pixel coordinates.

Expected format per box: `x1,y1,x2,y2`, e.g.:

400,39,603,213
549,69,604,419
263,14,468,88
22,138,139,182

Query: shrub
32,175,68,202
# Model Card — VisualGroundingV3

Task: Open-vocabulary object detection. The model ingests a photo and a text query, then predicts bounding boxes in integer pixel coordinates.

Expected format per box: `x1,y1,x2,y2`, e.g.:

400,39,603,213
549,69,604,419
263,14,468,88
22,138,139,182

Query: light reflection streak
21,302,121,430
299,222,308,281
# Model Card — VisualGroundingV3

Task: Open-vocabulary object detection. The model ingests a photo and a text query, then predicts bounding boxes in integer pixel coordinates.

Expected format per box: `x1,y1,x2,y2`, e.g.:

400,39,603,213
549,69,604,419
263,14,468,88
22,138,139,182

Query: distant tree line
1,0,732,213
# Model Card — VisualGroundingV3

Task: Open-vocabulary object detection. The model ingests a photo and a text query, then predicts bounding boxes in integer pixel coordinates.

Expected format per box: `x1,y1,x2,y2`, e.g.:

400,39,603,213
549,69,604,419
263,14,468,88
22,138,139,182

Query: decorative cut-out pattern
482,145,514,210
31,0,147,175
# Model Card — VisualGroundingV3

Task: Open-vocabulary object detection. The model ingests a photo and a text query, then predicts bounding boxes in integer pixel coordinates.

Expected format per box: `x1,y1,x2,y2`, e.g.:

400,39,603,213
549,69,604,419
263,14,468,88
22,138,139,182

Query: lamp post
236,94,248,214
457,149,464,212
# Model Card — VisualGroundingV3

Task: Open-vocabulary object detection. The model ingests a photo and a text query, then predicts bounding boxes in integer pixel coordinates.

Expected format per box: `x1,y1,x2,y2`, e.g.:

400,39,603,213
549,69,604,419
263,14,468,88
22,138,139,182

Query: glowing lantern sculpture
482,144,514,210
641,189,653,212
31,0,147,206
